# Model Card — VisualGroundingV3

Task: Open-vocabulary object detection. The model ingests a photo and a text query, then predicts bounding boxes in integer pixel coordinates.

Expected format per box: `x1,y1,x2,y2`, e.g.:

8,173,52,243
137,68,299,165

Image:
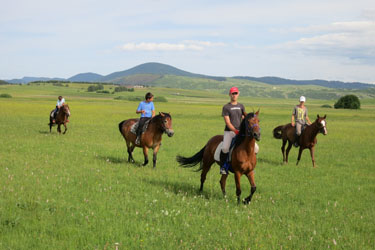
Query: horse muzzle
254,132,261,141
165,129,174,137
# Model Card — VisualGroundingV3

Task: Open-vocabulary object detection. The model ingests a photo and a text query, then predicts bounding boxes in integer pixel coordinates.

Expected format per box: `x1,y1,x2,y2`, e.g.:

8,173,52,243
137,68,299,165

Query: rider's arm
224,116,238,133
306,115,312,125
291,115,295,126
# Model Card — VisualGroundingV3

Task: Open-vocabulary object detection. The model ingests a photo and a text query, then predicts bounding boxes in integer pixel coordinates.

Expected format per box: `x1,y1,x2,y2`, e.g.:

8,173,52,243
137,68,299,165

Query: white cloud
120,41,225,51
273,20,375,64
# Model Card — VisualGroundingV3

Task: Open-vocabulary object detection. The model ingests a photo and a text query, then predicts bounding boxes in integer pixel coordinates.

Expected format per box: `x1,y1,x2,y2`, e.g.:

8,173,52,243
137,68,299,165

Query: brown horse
49,104,70,134
273,114,327,167
119,112,174,168
176,111,260,204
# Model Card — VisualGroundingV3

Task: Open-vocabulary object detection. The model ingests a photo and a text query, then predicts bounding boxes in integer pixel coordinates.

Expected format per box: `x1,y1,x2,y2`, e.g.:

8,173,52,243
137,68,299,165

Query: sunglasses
231,92,238,95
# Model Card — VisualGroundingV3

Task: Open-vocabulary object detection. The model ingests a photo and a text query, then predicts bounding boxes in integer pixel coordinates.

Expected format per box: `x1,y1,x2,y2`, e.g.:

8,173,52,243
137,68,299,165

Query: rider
51,96,65,123
135,92,155,145
220,87,246,174
291,96,312,147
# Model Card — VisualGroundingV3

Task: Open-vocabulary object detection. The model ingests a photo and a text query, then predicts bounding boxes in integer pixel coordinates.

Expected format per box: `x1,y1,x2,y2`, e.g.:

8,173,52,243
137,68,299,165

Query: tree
334,95,360,109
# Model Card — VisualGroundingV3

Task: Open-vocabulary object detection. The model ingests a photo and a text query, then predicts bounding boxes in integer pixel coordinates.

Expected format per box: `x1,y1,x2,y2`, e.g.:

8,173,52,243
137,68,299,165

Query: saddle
130,119,151,135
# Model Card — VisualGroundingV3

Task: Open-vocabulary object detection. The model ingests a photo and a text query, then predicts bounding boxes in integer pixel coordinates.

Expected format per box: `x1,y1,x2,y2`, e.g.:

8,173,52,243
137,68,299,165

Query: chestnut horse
176,111,260,204
119,112,174,168
49,104,70,134
273,114,327,167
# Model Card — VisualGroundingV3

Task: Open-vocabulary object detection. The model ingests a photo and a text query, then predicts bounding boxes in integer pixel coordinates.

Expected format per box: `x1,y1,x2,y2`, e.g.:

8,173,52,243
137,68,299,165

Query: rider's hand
141,110,146,114
291,122,295,127
234,129,239,135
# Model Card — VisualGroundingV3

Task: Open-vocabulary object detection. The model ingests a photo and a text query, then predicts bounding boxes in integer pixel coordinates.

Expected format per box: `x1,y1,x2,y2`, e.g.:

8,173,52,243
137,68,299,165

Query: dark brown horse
49,104,70,134
273,115,327,167
119,112,174,168
176,111,260,204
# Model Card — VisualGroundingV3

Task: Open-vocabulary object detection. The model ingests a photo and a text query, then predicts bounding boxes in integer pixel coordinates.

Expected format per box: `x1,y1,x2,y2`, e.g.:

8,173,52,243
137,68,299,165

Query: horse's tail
118,120,126,135
273,125,283,139
176,146,206,171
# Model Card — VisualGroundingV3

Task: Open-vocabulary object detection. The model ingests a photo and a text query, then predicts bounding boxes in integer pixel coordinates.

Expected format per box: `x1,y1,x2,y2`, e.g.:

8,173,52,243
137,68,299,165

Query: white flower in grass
333,239,337,245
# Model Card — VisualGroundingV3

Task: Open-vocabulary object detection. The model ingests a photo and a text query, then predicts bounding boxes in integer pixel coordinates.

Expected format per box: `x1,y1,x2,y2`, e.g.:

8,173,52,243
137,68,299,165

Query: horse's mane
149,112,171,124
234,112,255,148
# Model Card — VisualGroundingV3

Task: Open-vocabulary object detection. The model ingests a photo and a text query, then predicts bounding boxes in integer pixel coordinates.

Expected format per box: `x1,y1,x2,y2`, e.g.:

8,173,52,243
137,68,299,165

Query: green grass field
1,83,374,249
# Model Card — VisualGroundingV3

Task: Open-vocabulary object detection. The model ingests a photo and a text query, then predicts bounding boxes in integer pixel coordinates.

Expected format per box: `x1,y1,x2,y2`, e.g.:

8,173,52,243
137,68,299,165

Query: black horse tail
176,146,206,171
273,125,283,139
118,120,125,134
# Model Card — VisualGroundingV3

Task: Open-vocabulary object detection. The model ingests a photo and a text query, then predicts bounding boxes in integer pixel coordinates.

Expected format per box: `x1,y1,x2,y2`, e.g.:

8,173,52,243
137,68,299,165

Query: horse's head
316,114,327,135
159,112,174,137
61,104,71,117
244,110,261,141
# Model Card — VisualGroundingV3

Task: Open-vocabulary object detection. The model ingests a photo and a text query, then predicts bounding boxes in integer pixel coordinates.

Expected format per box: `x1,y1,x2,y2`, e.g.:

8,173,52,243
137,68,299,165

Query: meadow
0,83,374,249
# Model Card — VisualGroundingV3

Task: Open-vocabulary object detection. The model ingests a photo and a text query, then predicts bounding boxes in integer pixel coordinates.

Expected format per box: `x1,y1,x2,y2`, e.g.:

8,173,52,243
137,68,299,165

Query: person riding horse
51,96,67,124
291,96,312,147
135,92,155,145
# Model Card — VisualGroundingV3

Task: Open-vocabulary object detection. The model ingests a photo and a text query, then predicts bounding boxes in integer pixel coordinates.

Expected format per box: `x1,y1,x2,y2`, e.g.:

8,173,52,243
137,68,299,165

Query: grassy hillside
0,83,374,249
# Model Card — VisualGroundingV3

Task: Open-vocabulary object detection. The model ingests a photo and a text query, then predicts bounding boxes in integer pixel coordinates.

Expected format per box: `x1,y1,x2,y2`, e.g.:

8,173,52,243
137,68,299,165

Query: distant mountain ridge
3,62,374,89
233,76,372,90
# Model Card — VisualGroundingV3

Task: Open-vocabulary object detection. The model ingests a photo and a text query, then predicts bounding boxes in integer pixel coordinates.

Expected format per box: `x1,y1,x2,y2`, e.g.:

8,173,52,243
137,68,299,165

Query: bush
87,84,104,92
96,90,110,94
321,104,332,108
334,95,361,109
154,96,168,102
0,93,12,98
114,96,143,101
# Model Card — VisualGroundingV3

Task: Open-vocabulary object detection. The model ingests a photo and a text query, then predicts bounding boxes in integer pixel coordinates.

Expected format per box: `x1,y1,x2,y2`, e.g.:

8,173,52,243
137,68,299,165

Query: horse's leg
234,172,242,204
142,146,149,166
285,141,293,163
296,147,303,165
152,144,161,168
63,123,67,134
244,170,256,204
281,139,287,163
219,174,228,196
126,141,135,163
57,124,61,134
309,146,316,168
199,157,215,192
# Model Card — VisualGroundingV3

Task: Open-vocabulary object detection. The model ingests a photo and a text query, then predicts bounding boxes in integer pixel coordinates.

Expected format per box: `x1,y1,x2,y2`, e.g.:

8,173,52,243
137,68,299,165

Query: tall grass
0,84,374,249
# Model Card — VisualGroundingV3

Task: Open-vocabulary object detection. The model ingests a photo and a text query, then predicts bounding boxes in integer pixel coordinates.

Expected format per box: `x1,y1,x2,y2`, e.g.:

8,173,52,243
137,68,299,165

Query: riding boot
294,135,300,147
219,151,229,174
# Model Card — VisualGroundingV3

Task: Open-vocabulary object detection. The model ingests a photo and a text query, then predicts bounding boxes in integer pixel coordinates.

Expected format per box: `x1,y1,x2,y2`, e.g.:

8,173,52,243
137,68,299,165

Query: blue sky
1,0,374,83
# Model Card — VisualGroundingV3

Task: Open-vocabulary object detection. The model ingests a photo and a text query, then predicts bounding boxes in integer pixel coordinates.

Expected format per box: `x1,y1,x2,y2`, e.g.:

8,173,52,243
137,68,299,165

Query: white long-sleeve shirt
57,98,65,107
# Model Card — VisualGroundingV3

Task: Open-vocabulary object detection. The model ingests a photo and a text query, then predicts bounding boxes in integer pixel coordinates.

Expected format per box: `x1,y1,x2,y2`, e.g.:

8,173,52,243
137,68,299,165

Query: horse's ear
256,108,260,115
160,112,165,117
323,114,326,119
317,114,320,119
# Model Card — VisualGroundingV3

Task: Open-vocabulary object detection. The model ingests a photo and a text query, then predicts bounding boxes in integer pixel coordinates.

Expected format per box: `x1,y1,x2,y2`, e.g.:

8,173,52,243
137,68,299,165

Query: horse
118,112,174,168
176,111,260,204
49,104,70,134
273,114,327,168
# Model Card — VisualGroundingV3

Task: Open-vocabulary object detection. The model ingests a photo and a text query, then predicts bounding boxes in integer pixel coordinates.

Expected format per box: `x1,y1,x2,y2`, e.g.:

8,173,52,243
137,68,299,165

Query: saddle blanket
214,141,259,162
130,119,151,135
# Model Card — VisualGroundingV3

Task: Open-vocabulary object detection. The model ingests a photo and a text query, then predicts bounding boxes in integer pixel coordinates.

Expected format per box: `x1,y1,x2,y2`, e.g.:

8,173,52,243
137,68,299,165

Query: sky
1,0,375,83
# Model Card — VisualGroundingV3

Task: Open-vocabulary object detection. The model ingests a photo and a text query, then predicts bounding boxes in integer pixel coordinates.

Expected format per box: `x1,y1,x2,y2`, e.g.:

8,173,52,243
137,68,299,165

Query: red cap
229,87,239,94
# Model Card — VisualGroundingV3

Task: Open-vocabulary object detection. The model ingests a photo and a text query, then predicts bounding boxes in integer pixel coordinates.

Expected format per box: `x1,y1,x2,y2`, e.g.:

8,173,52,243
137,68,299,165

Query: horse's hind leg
296,147,303,165
63,123,67,134
281,139,287,163
244,171,256,204
126,141,135,163
285,141,293,163
199,157,214,192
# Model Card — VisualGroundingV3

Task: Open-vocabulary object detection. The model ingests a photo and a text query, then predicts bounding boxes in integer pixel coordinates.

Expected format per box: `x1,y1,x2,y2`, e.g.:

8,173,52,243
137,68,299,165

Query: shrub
321,104,332,108
334,95,361,109
0,93,12,98
87,84,104,92
114,96,142,101
154,96,168,102
96,90,110,94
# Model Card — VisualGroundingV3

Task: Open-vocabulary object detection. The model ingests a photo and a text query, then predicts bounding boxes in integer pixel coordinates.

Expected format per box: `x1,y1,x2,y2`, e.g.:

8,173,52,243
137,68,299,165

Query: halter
244,114,260,137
